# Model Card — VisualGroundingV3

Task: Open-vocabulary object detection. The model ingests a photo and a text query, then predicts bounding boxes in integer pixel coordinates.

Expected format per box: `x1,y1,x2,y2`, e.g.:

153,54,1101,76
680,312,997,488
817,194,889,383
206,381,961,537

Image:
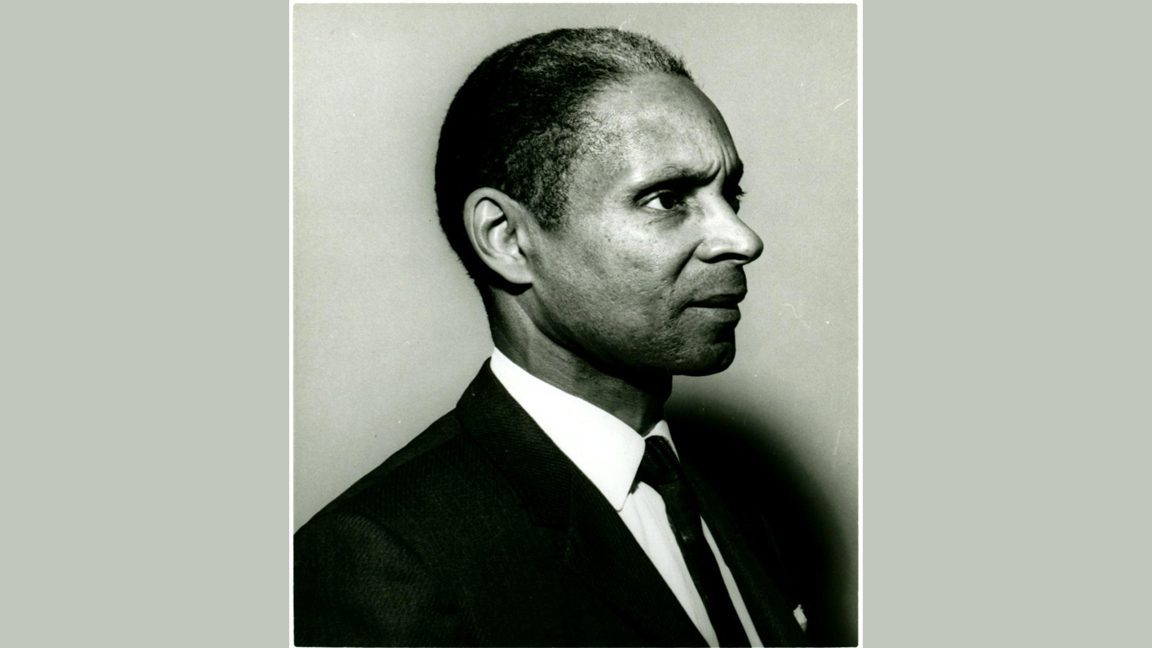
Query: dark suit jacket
294,363,837,647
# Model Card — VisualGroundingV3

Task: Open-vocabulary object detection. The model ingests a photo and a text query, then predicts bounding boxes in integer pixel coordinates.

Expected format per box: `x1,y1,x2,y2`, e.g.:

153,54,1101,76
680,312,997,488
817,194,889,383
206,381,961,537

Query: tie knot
636,435,682,490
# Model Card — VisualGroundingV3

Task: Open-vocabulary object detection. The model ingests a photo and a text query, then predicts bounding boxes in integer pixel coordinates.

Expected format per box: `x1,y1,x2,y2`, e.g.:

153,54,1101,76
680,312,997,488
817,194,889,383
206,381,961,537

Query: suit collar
456,363,707,646
488,349,646,512
455,360,574,528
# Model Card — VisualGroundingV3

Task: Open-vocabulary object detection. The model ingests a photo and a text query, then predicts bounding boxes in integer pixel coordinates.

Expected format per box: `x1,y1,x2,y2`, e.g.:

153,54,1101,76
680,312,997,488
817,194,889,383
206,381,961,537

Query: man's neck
493,334,670,434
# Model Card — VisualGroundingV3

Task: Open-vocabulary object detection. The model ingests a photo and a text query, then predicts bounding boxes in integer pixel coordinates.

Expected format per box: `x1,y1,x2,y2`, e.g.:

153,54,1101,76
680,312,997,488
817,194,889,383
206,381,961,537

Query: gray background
5,1,1150,646
293,5,859,578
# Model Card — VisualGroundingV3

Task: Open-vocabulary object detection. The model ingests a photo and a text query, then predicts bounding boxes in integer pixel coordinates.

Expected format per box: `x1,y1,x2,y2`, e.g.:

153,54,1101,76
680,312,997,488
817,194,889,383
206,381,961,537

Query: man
295,27,836,646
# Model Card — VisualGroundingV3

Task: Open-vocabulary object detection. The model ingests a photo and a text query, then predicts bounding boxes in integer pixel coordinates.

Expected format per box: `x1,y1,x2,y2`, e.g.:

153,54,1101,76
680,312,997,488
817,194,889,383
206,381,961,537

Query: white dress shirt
489,350,764,647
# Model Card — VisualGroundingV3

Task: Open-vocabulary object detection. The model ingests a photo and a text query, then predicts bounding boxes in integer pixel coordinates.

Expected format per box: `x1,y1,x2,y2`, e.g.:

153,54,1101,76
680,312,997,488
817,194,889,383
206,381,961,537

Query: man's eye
642,192,686,211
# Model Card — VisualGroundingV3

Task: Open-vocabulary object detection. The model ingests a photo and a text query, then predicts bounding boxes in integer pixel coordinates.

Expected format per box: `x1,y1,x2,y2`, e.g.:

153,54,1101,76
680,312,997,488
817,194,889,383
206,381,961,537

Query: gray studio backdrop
293,0,857,616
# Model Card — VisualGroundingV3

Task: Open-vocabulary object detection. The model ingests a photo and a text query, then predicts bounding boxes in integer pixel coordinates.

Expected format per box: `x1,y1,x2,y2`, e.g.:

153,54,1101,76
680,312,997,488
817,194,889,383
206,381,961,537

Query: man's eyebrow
633,161,745,190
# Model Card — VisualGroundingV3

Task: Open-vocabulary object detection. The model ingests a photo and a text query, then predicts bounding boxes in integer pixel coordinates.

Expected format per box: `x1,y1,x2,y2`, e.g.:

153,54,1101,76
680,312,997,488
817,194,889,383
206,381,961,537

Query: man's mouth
689,292,746,308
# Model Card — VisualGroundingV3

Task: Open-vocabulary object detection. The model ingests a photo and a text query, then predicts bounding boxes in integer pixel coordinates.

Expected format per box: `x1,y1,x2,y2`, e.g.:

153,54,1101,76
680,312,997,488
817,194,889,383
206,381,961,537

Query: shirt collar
490,349,673,511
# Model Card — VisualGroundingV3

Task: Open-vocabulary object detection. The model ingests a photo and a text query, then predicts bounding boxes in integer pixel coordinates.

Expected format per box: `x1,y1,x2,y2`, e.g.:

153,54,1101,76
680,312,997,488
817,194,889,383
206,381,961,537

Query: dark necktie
637,435,751,647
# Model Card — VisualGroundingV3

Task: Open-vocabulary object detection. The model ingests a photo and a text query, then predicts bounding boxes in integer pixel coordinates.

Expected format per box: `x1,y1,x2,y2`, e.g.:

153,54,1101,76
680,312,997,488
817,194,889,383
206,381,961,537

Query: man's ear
462,187,535,286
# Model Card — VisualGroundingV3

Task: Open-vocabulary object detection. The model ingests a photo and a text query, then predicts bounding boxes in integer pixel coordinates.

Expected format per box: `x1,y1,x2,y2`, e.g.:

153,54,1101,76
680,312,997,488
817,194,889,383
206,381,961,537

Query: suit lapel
457,363,707,646
561,478,708,646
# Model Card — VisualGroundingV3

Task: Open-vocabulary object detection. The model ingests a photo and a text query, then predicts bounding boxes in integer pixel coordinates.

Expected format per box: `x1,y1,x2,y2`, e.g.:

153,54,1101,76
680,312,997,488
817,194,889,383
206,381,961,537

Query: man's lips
688,292,747,308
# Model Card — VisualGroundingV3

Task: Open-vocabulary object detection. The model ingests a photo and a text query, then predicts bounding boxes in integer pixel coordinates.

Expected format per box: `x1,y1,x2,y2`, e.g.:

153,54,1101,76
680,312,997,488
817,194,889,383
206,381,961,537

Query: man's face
523,73,763,378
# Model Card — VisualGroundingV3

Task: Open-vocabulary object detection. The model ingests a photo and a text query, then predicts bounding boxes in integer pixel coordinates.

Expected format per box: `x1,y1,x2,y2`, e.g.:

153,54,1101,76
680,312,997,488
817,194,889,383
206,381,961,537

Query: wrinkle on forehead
574,73,741,190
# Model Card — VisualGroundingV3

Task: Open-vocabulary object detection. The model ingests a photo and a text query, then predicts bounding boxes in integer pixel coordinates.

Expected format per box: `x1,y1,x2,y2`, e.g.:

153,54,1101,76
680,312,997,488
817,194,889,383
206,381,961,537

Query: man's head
435,28,763,379
435,28,690,287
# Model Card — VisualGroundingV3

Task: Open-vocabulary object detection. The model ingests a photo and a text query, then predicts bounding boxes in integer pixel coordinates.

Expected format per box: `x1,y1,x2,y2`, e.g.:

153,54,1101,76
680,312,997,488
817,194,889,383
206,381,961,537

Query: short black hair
434,27,691,293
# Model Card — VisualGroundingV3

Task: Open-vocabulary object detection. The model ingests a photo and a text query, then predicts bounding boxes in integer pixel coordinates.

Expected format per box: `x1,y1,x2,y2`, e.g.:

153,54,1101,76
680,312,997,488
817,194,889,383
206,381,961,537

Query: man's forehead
588,73,726,132
575,74,741,185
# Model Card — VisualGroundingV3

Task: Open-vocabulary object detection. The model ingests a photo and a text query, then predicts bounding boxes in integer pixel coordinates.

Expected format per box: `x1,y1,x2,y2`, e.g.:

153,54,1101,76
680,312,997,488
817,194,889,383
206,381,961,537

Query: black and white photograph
292,4,859,646
8,1,1151,647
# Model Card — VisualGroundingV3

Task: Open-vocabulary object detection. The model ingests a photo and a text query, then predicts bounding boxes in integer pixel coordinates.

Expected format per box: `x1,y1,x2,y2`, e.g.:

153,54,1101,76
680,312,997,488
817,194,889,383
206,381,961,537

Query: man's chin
673,343,737,376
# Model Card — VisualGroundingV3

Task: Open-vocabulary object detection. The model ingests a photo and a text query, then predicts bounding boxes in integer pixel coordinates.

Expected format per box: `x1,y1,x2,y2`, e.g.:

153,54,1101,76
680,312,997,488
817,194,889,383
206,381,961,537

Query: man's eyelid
640,189,688,211
635,181,687,205
635,176,693,199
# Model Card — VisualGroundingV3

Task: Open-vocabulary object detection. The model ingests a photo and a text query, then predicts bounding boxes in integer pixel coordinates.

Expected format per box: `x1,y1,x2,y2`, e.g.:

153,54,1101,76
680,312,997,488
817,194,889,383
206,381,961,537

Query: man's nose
695,199,764,265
